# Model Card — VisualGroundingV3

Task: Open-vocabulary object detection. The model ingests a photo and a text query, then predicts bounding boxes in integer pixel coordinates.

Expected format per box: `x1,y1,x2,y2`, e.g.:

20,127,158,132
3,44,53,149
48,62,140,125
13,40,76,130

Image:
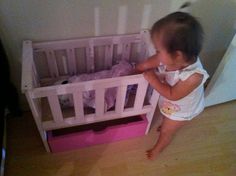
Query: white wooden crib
21,30,159,152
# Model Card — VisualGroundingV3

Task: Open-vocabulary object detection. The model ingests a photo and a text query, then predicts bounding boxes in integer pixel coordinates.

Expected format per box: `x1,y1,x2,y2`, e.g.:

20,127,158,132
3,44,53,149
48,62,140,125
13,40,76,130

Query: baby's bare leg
146,116,188,160
156,114,164,132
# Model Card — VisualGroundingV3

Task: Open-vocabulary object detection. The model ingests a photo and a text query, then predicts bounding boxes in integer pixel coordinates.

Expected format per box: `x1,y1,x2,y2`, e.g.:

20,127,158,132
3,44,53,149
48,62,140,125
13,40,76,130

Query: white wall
205,34,236,106
0,0,236,109
190,0,236,76
0,0,171,109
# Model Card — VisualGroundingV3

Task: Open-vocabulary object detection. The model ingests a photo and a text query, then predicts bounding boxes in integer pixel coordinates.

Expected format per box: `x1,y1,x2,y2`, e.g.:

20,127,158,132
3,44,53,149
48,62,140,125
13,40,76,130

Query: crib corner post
22,40,34,93
145,112,155,135
140,29,149,37
140,29,156,58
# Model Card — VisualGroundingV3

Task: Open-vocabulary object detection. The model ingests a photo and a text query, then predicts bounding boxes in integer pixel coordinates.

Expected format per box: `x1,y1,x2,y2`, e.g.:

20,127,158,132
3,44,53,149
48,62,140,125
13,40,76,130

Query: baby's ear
175,50,185,61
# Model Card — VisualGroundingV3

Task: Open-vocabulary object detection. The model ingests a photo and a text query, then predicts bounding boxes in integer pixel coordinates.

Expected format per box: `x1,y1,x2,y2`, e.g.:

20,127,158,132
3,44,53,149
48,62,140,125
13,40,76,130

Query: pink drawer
47,115,147,153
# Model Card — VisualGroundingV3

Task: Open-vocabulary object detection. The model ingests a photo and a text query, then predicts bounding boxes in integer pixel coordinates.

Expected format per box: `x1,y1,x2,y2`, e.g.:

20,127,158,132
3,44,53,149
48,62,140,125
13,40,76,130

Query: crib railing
22,30,155,91
31,32,148,84
30,74,152,131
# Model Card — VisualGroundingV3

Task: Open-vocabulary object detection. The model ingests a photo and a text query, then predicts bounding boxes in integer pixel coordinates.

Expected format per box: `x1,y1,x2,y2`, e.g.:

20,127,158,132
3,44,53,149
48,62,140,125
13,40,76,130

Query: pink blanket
55,60,134,110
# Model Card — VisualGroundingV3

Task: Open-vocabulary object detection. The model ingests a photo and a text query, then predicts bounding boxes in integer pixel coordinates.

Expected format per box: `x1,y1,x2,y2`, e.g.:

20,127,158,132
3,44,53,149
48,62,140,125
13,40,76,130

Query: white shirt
157,58,209,121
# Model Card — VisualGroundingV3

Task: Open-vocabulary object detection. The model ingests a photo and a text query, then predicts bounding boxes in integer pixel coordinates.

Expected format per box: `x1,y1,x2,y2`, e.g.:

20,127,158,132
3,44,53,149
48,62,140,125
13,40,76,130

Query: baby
135,12,209,160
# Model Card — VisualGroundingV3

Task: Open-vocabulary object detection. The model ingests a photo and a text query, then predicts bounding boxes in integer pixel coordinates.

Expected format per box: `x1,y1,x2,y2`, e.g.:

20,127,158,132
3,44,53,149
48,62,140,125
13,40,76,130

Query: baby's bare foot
146,148,160,160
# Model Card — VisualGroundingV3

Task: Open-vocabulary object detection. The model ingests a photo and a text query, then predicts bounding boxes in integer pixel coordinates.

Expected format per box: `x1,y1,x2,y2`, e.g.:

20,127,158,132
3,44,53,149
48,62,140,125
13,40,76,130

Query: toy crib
21,30,159,152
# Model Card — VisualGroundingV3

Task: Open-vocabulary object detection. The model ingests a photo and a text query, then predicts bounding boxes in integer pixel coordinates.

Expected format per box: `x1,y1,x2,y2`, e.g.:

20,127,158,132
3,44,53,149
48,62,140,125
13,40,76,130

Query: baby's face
151,34,175,65
151,34,186,68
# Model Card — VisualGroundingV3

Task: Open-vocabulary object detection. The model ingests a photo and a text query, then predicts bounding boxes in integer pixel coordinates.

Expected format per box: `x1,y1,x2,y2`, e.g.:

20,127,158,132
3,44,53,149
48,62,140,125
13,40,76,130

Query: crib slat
134,79,148,111
104,45,113,69
122,43,131,61
67,48,77,75
48,94,64,123
61,55,68,75
138,42,147,62
86,40,95,73
73,90,84,119
46,50,59,78
115,86,127,114
95,87,105,116
115,37,122,63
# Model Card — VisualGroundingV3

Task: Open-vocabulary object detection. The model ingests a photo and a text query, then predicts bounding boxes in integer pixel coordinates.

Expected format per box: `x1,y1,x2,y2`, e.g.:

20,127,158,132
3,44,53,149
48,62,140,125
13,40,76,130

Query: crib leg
145,91,160,134
145,110,155,134
26,92,50,152
41,131,50,152
36,129,50,152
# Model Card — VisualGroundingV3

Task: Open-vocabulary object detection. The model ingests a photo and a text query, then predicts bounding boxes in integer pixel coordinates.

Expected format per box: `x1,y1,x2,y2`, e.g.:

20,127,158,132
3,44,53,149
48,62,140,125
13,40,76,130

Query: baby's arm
133,54,160,74
144,70,203,101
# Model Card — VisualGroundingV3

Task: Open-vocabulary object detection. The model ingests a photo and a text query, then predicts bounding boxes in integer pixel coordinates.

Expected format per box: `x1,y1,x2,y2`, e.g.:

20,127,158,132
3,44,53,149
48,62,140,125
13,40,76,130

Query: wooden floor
5,101,236,176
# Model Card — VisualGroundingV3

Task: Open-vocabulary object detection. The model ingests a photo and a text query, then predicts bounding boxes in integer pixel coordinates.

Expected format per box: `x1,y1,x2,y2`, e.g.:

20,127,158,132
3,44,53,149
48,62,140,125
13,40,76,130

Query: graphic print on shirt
160,101,181,116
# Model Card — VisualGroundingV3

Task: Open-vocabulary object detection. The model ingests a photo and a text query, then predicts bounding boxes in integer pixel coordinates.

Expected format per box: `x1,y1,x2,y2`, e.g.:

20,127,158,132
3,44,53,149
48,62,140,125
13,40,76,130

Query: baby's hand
129,68,139,75
143,70,157,83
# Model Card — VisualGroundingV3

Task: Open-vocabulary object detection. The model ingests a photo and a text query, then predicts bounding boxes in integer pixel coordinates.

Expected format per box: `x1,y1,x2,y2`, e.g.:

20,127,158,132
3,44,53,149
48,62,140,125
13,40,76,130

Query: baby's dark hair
151,12,204,62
